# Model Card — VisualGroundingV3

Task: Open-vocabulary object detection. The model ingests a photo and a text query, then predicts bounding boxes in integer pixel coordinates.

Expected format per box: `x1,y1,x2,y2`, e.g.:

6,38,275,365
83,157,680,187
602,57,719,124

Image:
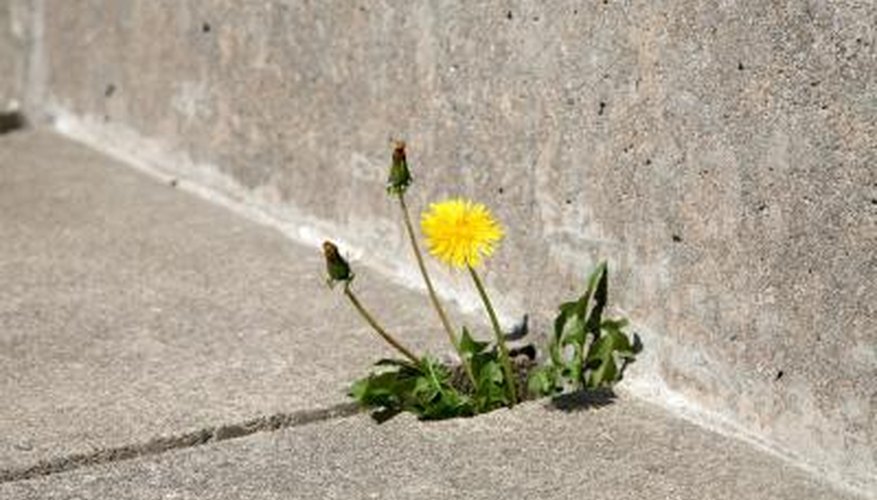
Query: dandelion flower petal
420,198,504,269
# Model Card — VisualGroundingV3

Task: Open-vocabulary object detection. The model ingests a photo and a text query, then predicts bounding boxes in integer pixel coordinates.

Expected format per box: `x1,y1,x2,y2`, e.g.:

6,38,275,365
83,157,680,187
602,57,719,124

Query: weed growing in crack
323,142,641,421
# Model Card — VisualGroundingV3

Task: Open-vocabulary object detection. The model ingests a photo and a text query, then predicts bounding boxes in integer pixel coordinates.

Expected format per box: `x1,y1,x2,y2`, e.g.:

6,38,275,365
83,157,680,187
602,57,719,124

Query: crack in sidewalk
0,402,361,484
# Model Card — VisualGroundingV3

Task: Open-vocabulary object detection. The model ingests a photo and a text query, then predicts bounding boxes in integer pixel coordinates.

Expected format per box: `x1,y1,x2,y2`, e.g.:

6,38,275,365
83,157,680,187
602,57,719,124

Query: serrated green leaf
585,261,607,301
420,390,474,420
560,313,586,346
374,358,423,376
352,356,477,421
600,318,629,331
374,358,410,367
548,338,563,367
478,360,504,385
530,261,641,396
349,371,410,409
585,328,631,387
566,345,584,389
412,374,439,402
586,358,616,388
349,377,370,401
459,327,489,359
468,351,510,412
420,356,451,390
527,365,559,396
554,302,578,343
585,262,608,334
615,349,637,361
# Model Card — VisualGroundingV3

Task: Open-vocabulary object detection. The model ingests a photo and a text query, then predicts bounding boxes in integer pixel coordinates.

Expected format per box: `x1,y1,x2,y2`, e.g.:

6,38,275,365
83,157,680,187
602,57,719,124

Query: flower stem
343,284,420,365
398,193,477,387
467,265,518,406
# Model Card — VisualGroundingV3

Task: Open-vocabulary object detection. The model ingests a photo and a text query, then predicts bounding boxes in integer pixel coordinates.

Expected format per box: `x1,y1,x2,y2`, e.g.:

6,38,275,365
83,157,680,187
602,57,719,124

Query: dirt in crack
0,402,360,484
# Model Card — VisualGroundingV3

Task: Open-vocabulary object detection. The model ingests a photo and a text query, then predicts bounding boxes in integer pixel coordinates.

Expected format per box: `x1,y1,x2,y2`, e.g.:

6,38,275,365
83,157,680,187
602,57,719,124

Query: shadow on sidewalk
0,111,27,135
548,388,617,412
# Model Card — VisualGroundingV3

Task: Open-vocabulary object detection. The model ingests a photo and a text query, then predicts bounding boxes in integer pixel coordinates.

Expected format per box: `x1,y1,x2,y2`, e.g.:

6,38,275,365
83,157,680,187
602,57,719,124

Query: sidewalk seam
0,402,360,484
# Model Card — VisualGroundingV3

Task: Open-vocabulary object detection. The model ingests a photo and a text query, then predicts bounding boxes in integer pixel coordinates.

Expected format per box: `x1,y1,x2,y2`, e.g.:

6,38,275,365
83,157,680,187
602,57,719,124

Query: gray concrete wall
0,1,29,110
0,3,14,107
13,0,877,494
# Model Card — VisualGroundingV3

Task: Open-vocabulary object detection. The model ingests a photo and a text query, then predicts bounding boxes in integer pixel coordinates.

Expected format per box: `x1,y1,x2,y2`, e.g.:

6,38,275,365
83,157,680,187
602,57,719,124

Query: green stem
467,265,518,406
343,284,420,365
398,193,477,388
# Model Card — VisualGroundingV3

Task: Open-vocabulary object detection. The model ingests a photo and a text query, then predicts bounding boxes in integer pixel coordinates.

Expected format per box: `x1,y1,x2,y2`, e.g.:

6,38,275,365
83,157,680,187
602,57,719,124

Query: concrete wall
0,1,29,110
16,0,877,494
0,3,14,108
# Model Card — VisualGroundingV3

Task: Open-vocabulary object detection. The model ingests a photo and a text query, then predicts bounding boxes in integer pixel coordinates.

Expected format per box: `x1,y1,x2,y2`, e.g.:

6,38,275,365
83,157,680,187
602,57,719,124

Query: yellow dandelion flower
421,198,504,268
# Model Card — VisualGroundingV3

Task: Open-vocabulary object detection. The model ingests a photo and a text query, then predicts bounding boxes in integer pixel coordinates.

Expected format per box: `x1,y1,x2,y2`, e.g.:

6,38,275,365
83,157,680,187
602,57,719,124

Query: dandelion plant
322,141,641,422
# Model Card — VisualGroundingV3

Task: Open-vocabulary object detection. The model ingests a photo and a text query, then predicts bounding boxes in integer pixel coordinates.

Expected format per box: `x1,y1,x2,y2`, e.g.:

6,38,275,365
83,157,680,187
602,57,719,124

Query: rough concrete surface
1,397,860,500
0,131,457,474
26,1,877,493
0,2,17,108
0,0,29,110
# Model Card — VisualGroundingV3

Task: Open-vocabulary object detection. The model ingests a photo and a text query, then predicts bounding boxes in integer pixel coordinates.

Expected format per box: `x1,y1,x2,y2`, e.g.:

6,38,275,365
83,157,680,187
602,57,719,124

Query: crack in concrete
0,402,361,484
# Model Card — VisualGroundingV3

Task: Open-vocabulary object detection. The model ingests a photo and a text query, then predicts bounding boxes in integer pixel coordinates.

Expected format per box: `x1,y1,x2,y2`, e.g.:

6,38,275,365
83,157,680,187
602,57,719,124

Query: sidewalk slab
0,131,450,473
1,395,858,500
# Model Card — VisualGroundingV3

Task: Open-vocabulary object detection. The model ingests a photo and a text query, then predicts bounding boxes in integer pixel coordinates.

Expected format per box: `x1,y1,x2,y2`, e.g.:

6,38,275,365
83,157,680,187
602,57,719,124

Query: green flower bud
323,241,353,285
387,140,412,195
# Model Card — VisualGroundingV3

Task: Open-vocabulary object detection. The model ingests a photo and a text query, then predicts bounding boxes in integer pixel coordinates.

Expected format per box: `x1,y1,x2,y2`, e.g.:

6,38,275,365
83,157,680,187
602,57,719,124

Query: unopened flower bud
323,241,353,285
387,140,412,195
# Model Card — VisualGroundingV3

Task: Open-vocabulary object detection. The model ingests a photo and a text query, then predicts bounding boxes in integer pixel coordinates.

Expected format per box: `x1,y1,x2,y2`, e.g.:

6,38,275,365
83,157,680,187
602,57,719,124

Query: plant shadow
547,387,617,412
0,111,27,135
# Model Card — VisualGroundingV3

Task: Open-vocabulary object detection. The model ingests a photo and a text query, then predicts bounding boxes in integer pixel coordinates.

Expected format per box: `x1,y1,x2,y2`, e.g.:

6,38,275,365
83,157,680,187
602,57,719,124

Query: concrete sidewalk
2,399,858,499
0,131,861,498
0,131,449,474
